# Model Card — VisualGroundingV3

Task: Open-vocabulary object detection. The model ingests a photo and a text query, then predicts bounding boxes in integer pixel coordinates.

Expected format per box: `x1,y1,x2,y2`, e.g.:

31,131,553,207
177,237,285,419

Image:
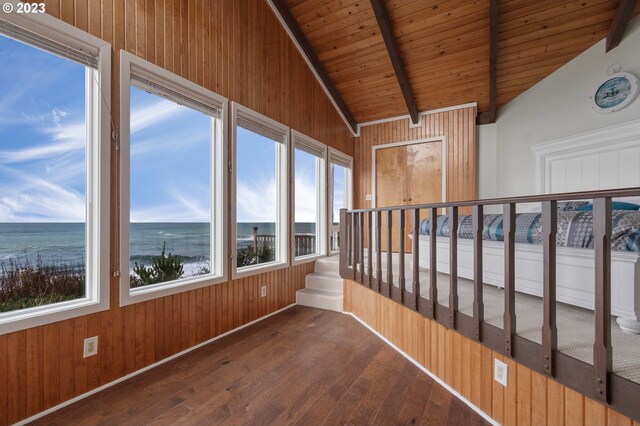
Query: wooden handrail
337,186,640,422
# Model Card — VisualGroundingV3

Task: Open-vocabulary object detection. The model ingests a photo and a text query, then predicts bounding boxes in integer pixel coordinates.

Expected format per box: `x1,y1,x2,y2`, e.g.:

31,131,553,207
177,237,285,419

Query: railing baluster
367,211,373,289
449,206,458,328
593,197,612,403
386,210,393,297
358,212,365,284
542,201,557,376
412,208,420,312
503,202,516,357
397,209,406,304
376,211,382,293
352,212,359,282
473,204,484,341
429,207,438,319
339,209,347,278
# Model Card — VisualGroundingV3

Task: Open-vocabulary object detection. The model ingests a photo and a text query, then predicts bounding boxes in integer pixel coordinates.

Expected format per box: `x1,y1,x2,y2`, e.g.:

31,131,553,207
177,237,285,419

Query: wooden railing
338,187,640,422
252,231,317,258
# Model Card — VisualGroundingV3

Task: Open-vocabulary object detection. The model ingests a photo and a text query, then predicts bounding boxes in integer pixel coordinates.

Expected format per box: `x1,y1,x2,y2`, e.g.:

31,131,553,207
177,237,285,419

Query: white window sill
0,296,109,335
121,273,227,306
292,253,326,266
233,260,289,279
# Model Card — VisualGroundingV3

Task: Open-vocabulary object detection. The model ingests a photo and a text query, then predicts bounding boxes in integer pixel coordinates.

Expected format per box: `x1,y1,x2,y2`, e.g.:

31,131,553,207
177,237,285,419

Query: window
0,14,110,334
291,131,326,263
232,103,289,277
328,148,353,252
119,51,227,305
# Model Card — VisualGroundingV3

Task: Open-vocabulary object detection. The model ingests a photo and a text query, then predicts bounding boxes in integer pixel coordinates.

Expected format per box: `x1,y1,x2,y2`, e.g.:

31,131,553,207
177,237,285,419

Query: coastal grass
0,258,85,313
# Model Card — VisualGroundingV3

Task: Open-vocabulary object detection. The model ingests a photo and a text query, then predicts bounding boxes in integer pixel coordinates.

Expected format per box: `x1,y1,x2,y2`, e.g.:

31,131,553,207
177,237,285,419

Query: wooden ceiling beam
270,0,358,134
478,0,498,125
369,0,419,124
606,0,638,52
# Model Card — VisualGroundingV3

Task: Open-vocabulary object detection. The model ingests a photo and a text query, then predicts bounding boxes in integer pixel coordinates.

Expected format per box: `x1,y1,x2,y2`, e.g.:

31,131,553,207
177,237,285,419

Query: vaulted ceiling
278,0,640,129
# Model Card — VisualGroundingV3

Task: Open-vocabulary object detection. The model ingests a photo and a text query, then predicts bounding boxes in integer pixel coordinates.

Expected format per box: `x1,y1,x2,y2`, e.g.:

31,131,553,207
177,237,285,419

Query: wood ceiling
280,0,640,127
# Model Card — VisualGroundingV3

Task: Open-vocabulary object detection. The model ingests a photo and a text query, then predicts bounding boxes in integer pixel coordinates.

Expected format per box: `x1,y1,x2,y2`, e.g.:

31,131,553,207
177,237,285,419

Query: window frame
231,103,290,279
290,130,327,265
327,147,353,255
119,51,228,306
0,12,111,335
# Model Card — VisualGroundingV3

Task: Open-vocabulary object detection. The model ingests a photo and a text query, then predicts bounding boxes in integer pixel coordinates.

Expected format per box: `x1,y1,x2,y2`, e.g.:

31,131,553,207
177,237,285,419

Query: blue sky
0,35,86,222
0,33,322,224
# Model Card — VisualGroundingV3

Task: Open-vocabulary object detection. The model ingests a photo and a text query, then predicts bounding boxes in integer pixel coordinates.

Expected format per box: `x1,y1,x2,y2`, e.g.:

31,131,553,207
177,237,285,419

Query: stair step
305,272,343,292
296,288,343,312
314,255,340,274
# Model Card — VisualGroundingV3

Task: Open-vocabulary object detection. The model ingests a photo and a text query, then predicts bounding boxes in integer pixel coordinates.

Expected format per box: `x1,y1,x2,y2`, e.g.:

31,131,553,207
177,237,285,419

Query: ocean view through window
292,131,327,260
119,51,227,304
232,104,289,276
0,33,89,313
128,86,213,288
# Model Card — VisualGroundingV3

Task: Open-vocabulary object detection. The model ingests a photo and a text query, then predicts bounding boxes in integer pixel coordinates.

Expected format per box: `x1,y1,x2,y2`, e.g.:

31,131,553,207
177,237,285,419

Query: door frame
371,136,448,209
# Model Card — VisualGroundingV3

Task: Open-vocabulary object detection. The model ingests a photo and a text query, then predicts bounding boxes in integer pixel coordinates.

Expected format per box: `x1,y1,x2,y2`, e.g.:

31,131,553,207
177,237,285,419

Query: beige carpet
356,252,640,383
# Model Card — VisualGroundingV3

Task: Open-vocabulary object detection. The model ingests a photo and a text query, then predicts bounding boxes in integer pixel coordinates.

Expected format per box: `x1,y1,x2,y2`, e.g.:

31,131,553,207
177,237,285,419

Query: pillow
575,201,640,211
557,201,590,211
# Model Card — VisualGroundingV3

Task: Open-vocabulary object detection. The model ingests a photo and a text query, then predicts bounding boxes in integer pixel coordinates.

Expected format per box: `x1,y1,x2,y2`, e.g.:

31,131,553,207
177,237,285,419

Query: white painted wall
477,123,497,199
478,16,640,198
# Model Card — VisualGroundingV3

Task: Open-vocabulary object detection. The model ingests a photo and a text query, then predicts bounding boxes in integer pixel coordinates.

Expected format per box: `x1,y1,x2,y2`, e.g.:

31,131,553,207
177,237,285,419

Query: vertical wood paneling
354,108,476,212
2,1,352,423
344,280,638,426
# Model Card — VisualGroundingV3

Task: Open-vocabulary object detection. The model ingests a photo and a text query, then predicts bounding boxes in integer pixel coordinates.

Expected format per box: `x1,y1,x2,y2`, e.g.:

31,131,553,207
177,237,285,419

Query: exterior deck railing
252,233,317,258
338,187,640,422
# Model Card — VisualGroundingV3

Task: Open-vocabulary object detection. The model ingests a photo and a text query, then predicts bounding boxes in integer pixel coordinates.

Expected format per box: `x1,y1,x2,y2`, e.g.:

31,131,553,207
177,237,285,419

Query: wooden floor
35,307,489,426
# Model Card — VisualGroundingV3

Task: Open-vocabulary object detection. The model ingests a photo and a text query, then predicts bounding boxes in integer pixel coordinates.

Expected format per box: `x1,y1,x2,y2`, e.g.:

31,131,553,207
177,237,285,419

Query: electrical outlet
365,194,372,201
494,358,508,387
261,285,267,298
84,336,99,358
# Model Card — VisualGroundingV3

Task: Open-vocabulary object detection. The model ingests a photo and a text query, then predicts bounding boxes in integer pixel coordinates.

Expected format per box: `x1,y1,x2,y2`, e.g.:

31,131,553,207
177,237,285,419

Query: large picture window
120,52,227,305
291,131,326,262
328,148,353,253
232,103,289,277
0,14,110,334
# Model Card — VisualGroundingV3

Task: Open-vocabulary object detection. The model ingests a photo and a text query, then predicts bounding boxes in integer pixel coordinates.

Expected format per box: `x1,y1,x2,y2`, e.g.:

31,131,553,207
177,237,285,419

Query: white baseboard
15,303,297,426
343,311,499,426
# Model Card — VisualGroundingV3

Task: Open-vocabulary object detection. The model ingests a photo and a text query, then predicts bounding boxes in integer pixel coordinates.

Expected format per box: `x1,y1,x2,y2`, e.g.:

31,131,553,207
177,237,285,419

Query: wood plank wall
344,280,640,426
354,107,477,211
0,1,354,424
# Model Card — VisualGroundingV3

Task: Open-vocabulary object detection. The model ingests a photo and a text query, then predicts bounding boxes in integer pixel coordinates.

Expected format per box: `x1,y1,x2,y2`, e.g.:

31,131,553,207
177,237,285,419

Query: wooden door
375,141,443,252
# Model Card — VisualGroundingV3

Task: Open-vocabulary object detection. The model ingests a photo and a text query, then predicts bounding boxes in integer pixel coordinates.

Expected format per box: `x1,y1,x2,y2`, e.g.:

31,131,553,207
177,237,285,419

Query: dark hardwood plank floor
35,306,489,426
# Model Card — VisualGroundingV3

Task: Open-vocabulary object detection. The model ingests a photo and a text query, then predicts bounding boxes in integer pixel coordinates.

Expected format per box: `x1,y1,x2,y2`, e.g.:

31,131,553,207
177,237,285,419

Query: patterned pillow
557,201,590,211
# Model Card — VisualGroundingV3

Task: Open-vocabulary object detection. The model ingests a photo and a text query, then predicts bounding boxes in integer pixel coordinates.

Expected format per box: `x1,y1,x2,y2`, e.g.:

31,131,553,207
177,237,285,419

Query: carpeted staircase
296,255,343,312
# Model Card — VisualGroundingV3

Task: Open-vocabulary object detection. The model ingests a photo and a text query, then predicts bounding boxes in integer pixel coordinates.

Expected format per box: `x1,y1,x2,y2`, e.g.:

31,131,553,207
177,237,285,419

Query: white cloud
236,178,278,223
0,165,85,222
130,99,187,134
235,173,320,224
295,173,319,223
0,111,85,165
130,129,209,158
130,184,210,223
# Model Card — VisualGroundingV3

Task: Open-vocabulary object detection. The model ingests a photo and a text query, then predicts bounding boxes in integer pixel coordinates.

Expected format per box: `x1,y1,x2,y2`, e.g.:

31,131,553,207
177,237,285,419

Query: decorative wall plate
591,72,639,113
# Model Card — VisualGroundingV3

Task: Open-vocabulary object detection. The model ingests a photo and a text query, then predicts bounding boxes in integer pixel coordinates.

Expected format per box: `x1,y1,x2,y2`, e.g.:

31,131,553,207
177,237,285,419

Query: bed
414,205,640,334
413,120,640,334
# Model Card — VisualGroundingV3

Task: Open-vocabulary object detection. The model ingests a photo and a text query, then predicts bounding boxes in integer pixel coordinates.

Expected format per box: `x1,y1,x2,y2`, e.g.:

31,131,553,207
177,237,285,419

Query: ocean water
0,222,316,276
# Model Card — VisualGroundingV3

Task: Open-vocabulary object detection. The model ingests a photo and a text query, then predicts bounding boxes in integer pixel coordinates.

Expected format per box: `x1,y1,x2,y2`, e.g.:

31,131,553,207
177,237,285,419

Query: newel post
593,197,612,403
339,208,349,279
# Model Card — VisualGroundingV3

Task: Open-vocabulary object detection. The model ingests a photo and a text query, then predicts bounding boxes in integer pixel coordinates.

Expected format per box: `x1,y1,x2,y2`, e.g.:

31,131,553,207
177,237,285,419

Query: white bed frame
420,119,640,334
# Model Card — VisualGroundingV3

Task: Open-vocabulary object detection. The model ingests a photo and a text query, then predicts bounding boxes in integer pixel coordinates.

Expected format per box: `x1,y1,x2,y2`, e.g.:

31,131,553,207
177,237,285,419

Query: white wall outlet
494,358,508,387
365,193,372,201
83,336,99,358
261,285,267,298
